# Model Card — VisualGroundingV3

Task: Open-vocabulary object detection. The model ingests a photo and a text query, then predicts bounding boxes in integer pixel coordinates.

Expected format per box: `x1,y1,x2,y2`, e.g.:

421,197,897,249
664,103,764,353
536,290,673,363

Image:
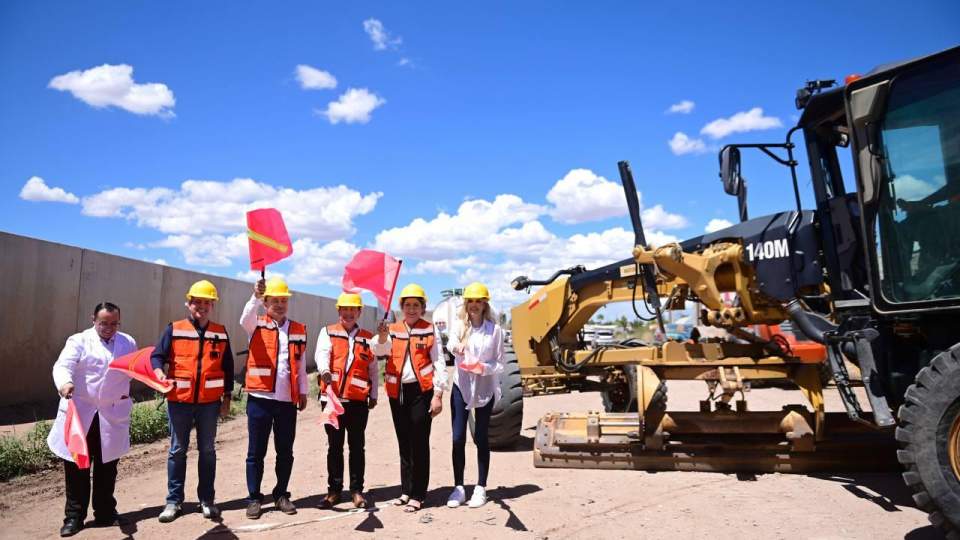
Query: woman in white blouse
445,282,505,509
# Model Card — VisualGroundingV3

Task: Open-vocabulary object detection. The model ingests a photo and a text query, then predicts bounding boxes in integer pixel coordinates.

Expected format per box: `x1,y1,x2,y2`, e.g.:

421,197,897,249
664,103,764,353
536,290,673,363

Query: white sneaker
158,503,181,523
200,501,221,519
468,485,487,508
446,485,466,508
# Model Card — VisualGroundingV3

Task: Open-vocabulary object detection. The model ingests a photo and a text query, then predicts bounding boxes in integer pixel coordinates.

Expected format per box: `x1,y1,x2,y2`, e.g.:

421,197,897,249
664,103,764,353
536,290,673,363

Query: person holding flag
48,302,138,537
151,280,234,523
444,282,505,509
314,292,384,509
371,284,448,513
240,276,308,519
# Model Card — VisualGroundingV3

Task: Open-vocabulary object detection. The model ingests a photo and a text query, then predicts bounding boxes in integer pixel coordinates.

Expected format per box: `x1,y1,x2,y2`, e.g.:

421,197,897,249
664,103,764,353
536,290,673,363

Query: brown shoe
245,500,262,520
275,495,297,515
352,492,369,508
318,493,341,510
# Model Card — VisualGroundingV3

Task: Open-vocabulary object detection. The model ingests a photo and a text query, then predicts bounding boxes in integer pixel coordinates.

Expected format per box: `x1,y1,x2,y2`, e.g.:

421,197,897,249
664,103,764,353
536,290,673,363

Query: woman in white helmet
445,282,504,509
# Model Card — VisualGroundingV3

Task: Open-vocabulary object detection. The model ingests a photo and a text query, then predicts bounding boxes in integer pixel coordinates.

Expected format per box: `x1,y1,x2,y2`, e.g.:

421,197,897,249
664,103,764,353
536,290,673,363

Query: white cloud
892,174,940,202
668,132,708,155
547,168,636,224
295,64,337,90
666,100,695,114
412,256,487,275
236,269,287,283
48,64,175,117
375,194,549,259
641,204,689,230
363,18,402,51
19,176,79,204
565,227,678,261
81,178,381,240
153,233,248,267
82,187,172,217
152,258,168,266
700,107,782,139
398,57,413,67
319,88,386,125
286,239,359,285
705,218,733,233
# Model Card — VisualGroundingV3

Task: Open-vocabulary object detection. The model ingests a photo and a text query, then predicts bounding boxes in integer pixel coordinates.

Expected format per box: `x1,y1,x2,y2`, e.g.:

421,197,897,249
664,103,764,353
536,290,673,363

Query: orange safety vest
168,319,230,404
384,319,436,399
245,316,308,402
321,324,375,402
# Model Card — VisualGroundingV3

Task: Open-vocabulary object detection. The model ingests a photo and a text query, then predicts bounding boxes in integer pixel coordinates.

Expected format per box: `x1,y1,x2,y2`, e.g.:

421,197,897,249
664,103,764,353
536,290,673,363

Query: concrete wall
0,231,382,420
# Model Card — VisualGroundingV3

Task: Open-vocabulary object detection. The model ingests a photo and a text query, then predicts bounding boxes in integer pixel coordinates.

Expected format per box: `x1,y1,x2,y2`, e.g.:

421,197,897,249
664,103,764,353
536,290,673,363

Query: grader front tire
896,343,960,538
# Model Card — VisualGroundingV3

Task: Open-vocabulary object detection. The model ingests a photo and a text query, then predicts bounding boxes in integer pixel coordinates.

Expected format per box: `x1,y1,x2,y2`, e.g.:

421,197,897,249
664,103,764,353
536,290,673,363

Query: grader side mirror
720,146,742,196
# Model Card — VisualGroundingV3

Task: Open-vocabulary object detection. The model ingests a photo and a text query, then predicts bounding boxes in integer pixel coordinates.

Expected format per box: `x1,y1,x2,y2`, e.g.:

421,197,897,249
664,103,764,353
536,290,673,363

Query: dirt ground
0,377,941,540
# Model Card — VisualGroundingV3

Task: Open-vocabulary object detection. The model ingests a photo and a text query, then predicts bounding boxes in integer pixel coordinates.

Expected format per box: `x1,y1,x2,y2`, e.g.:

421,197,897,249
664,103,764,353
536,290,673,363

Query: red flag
319,386,345,429
459,350,485,375
108,346,173,394
247,208,294,271
64,400,90,469
342,249,402,310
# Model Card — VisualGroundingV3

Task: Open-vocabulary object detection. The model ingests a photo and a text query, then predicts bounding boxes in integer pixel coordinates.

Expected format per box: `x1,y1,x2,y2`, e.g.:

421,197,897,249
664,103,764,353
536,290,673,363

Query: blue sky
2,1,958,313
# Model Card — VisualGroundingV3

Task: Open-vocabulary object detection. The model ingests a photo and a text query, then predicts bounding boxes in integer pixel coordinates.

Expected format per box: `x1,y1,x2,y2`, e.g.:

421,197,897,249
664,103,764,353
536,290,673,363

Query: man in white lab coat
47,302,137,537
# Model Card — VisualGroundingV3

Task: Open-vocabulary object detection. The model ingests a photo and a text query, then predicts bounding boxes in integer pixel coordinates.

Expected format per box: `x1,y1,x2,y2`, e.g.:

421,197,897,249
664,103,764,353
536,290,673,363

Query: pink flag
459,350,485,375
342,250,403,310
108,346,173,394
247,208,294,271
319,386,345,429
64,400,91,469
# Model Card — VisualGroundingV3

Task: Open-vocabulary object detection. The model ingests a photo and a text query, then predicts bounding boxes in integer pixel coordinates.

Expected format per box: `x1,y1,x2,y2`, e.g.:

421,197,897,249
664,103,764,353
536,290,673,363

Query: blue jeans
450,384,494,486
246,396,297,502
166,401,220,505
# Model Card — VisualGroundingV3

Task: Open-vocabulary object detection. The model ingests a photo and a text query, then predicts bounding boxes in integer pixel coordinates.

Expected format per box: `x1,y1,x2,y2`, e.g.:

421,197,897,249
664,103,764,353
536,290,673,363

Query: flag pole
382,259,403,321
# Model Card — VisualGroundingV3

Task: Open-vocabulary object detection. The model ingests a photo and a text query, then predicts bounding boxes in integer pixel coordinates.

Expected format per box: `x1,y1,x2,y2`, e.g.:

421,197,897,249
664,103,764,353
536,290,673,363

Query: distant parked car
583,324,617,347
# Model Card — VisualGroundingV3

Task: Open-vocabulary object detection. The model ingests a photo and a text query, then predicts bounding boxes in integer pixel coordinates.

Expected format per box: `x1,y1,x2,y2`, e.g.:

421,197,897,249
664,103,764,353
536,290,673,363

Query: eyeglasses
95,321,120,329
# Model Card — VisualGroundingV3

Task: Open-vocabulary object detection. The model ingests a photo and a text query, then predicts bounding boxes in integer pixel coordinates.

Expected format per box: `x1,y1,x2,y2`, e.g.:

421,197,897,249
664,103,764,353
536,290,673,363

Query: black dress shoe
60,519,83,537
94,512,124,526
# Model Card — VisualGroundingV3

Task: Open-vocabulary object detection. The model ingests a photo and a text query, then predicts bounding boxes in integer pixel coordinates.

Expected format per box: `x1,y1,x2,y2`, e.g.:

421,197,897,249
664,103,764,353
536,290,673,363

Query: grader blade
533,410,899,473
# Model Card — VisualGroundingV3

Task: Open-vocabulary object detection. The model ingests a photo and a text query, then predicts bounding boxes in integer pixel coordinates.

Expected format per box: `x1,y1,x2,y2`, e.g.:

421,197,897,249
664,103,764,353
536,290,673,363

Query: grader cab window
876,62,960,303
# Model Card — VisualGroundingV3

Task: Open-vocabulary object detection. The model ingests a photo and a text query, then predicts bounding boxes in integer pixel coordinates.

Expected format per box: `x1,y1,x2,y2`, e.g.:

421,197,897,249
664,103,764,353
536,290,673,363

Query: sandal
392,495,410,506
403,499,422,513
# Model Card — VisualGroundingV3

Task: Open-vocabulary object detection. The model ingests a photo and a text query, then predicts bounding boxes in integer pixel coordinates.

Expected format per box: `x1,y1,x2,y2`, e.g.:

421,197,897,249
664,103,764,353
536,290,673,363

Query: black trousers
324,400,370,494
63,413,119,524
389,383,434,501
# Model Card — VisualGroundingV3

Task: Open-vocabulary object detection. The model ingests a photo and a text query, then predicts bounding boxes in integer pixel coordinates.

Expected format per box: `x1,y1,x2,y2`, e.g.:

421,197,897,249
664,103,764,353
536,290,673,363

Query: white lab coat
47,327,137,463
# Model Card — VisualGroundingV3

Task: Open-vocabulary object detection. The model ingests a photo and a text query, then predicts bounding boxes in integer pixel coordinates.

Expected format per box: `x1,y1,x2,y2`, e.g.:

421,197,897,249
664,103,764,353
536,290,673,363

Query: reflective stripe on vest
384,319,435,399
168,319,228,404
245,316,307,402
323,323,374,401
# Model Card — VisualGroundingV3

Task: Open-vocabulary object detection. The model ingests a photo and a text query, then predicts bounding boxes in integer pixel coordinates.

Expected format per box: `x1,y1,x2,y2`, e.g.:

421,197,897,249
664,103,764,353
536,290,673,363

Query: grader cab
506,46,960,532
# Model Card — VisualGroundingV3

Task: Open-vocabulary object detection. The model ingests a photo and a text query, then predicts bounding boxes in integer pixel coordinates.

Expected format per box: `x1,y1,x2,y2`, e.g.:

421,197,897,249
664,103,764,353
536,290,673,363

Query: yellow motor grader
499,46,960,533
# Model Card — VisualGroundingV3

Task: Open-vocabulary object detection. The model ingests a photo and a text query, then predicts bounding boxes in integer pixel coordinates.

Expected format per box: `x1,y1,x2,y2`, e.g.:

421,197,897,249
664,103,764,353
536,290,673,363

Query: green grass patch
1,390,250,482
0,420,56,481
129,398,170,445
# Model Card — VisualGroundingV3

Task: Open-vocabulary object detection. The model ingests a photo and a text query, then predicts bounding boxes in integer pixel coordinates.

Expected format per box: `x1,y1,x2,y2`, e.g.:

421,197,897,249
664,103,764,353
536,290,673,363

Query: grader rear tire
896,343,960,538
470,351,523,449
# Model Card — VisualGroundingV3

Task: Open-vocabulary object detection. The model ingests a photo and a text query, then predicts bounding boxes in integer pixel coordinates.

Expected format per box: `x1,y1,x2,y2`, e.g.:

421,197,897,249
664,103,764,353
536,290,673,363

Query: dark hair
93,302,121,318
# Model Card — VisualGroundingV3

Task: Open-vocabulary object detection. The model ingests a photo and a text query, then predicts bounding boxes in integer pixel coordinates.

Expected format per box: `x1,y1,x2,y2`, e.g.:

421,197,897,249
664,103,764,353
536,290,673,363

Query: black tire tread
896,343,960,537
